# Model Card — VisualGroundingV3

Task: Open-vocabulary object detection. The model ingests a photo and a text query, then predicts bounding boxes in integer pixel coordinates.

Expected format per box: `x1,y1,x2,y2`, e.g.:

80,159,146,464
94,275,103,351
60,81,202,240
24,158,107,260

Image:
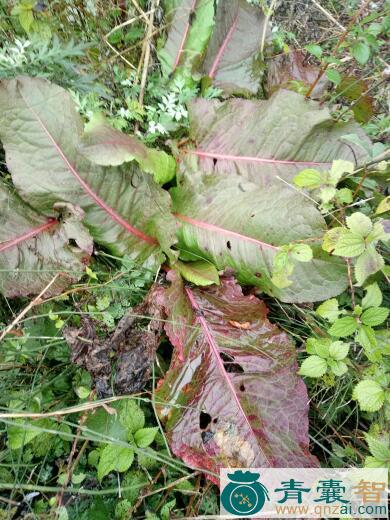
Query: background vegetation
0,0,389,518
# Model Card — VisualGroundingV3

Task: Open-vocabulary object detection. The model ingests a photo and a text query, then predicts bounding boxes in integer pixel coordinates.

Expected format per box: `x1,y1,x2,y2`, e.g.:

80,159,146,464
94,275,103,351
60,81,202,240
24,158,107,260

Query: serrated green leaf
306,338,331,358
97,444,134,481
336,188,353,204
176,260,220,286
327,359,348,376
328,341,349,360
293,169,323,188
364,433,390,462
375,329,390,356
305,44,322,59
355,248,384,286
376,196,390,215
271,250,294,288
346,212,372,237
19,9,34,33
324,228,366,257
361,307,389,327
326,69,342,85
367,222,388,243
364,456,389,468
352,380,385,412
134,427,158,448
328,316,357,337
351,41,371,65
320,186,336,205
119,400,145,433
322,227,347,253
314,339,331,358
328,160,355,185
298,355,327,377
362,282,382,309
333,231,366,256
7,419,50,450
316,298,340,322
357,325,380,362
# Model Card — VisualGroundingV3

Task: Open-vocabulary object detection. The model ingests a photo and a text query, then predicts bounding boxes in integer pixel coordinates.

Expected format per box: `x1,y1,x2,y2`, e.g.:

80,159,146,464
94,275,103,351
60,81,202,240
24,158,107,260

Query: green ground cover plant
0,0,389,518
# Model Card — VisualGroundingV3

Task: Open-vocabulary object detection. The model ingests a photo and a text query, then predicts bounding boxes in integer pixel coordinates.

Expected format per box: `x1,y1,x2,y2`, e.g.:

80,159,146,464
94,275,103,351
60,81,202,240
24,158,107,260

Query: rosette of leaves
83,399,159,482
299,337,350,378
293,159,355,213
316,284,389,363
0,76,178,296
322,212,389,285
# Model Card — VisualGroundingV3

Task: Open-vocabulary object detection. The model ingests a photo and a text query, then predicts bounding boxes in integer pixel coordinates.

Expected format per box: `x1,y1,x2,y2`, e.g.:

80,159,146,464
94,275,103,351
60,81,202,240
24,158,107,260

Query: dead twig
310,0,345,31
138,0,157,109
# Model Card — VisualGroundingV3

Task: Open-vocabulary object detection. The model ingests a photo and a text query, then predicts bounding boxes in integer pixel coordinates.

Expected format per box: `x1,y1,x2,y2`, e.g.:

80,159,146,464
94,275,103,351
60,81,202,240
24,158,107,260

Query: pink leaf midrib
173,0,198,71
193,150,330,167
174,213,279,251
184,286,271,465
208,12,239,78
18,86,157,246
0,219,57,253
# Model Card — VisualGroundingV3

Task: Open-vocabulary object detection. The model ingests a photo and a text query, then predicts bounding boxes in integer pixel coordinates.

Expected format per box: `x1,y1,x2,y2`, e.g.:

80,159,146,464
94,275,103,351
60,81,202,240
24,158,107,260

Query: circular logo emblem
221,470,269,516
228,484,259,514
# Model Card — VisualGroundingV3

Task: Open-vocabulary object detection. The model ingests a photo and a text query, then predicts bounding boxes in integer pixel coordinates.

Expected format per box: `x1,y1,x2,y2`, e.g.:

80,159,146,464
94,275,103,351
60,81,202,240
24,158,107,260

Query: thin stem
305,0,371,99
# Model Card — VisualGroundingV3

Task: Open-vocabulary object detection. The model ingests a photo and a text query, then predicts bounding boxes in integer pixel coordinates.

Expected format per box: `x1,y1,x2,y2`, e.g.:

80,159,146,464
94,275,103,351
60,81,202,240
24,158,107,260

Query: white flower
120,78,133,87
174,104,188,121
148,121,167,134
118,107,131,119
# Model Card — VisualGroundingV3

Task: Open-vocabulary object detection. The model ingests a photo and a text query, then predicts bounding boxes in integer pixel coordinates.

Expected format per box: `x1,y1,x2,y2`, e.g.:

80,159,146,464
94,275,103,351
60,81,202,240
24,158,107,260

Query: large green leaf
186,89,372,187
0,182,92,297
201,0,267,95
80,114,176,184
0,77,177,266
171,173,348,303
158,0,214,80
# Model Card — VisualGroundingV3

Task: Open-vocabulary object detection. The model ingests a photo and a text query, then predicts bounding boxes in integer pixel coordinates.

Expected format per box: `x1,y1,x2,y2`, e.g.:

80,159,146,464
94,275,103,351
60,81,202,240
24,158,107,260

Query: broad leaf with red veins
186,89,372,187
0,182,93,297
156,272,318,483
0,77,177,269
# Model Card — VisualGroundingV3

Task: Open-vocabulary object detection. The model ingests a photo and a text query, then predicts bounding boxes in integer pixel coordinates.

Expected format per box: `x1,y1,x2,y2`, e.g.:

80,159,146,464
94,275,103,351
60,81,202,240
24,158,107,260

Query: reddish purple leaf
201,0,267,95
186,89,371,187
0,182,93,297
267,50,329,99
156,272,318,483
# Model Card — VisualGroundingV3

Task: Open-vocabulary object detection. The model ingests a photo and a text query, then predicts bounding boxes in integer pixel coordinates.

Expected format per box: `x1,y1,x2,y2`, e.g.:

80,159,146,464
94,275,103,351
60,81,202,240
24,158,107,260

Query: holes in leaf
226,241,231,250
68,238,78,247
212,158,218,166
220,352,244,373
199,411,212,430
201,431,214,443
240,384,246,392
